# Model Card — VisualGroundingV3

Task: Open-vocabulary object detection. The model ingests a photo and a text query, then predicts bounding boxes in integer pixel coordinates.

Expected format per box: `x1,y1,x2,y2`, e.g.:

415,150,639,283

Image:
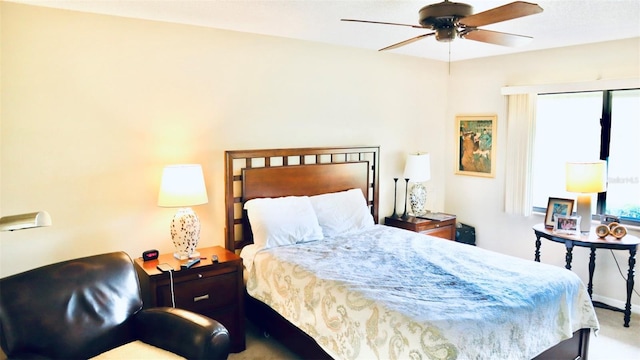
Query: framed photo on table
455,114,497,178
554,215,581,235
544,197,575,228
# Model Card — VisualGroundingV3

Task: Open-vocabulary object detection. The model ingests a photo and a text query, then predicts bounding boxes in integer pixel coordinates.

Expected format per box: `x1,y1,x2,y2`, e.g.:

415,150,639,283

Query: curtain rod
501,78,640,95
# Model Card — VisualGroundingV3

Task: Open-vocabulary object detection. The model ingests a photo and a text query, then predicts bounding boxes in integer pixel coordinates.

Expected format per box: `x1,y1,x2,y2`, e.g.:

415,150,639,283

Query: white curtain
504,93,537,216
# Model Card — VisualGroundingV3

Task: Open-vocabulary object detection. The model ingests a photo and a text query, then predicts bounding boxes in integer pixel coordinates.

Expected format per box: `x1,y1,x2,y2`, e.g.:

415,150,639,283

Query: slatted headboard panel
224,146,380,253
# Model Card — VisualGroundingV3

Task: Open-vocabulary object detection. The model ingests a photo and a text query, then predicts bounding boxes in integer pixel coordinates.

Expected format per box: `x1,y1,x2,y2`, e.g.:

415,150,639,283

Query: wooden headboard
224,146,380,252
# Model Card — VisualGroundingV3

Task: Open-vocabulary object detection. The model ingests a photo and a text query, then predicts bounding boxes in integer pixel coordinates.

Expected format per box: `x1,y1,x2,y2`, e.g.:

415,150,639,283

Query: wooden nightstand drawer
421,224,454,239
385,216,456,241
158,271,238,311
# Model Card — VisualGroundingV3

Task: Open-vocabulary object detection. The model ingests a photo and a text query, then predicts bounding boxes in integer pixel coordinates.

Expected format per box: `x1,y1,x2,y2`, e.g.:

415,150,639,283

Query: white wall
0,3,448,275
445,38,640,310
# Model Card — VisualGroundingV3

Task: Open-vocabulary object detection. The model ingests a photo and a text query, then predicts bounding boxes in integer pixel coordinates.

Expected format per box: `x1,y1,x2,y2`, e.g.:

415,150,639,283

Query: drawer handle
193,294,210,302
198,274,203,278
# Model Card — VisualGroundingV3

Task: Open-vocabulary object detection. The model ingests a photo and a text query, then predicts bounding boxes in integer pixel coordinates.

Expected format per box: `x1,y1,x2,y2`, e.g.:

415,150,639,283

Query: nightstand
134,246,245,353
385,215,456,240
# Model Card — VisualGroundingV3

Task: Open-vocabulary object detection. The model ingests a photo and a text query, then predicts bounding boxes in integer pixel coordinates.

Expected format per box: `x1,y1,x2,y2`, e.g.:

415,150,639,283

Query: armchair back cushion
0,252,143,358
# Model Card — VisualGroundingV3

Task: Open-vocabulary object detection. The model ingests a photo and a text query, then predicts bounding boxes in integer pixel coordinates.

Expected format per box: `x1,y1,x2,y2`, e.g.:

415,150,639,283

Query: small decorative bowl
595,224,610,238
610,225,627,239
608,222,620,232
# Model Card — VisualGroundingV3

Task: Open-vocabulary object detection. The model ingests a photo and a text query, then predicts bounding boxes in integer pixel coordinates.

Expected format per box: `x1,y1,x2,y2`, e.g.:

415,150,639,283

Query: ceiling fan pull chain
448,42,451,75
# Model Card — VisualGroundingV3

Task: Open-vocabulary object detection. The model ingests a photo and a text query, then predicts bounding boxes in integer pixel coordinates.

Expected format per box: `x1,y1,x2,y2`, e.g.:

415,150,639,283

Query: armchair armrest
134,307,230,360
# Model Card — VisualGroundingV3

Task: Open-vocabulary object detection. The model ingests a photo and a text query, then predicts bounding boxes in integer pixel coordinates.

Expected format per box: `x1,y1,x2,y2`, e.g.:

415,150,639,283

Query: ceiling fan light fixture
435,27,457,42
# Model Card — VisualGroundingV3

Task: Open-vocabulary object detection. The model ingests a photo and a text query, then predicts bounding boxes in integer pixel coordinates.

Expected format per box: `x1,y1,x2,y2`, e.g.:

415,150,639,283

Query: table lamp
158,164,208,259
566,161,607,233
403,153,431,216
0,211,52,231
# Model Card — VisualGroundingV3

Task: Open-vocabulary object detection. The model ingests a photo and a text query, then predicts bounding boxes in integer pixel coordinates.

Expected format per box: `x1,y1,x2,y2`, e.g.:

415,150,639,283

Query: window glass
532,92,602,210
607,89,640,221
532,89,639,225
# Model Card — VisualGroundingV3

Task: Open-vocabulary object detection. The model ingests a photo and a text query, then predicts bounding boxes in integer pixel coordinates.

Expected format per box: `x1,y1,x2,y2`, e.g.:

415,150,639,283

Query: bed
224,146,598,360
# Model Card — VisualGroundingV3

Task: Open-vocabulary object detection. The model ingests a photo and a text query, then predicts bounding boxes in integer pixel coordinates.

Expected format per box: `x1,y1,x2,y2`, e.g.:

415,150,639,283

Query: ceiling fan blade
379,33,435,51
341,19,424,29
462,29,532,47
458,1,543,27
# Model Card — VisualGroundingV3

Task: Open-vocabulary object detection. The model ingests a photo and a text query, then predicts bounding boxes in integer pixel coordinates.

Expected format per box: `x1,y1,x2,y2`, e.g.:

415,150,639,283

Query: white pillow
310,188,374,237
244,196,323,249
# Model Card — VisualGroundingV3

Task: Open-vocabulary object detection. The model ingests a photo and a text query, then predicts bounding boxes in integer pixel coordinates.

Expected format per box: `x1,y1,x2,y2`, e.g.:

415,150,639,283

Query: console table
532,223,639,327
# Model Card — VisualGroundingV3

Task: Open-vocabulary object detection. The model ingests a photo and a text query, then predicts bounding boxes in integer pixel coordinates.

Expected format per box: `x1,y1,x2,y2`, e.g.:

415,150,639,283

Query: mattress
242,225,599,360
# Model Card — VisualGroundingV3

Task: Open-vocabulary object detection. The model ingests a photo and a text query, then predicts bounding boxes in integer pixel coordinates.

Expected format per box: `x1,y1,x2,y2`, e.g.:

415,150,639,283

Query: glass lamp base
409,182,428,216
174,250,201,260
170,207,201,260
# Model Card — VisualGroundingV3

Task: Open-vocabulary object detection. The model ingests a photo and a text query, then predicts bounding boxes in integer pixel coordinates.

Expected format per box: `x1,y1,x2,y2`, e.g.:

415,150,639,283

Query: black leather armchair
0,252,230,359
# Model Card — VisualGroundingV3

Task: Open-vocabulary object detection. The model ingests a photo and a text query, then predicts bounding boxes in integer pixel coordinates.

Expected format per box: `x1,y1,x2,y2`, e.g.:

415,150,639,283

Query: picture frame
455,114,497,177
544,197,575,228
554,215,581,235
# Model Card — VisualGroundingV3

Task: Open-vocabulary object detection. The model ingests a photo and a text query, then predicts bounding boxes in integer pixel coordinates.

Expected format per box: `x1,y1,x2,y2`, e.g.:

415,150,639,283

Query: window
532,89,640,225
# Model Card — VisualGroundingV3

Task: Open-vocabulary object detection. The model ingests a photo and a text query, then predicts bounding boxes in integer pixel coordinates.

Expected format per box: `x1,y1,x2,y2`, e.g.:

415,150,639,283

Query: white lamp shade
158,164,208,207
566,161,607,193
403,153,431,182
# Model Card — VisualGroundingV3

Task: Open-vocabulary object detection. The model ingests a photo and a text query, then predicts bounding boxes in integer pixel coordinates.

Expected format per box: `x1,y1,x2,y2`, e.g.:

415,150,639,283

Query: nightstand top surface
134,246,240,276
385,215,455,225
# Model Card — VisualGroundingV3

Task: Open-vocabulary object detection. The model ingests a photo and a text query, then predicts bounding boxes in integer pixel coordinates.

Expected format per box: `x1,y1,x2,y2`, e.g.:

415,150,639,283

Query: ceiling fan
342,1,543,51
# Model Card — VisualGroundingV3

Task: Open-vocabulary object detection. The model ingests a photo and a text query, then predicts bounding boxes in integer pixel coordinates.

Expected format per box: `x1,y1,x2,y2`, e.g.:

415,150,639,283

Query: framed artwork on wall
455,114,497,177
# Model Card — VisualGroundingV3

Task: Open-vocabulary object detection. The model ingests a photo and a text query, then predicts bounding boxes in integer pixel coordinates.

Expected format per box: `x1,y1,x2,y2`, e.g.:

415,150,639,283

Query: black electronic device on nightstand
142,249,159,261
455,223,476,246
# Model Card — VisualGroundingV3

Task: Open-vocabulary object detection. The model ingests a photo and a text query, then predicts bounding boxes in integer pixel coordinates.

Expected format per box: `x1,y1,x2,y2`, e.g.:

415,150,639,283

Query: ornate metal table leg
535,236,541,262
588,247,596,299
624,247,636,327
565,241,573,270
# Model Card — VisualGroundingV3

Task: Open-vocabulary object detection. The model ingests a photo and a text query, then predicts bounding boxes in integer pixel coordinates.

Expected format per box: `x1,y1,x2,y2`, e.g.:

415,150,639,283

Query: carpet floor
228,307,640,359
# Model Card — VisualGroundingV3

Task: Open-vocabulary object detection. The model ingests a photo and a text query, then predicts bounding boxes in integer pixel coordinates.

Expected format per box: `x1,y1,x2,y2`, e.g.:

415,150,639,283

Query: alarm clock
142,249,159,261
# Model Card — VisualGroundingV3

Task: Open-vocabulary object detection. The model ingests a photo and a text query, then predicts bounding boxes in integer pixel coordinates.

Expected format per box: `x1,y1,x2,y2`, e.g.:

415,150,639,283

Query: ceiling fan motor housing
418,1,473,27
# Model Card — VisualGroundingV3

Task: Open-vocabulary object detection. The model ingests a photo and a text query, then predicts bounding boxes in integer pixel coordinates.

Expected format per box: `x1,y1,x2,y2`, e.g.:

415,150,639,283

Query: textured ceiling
9,0,640,62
